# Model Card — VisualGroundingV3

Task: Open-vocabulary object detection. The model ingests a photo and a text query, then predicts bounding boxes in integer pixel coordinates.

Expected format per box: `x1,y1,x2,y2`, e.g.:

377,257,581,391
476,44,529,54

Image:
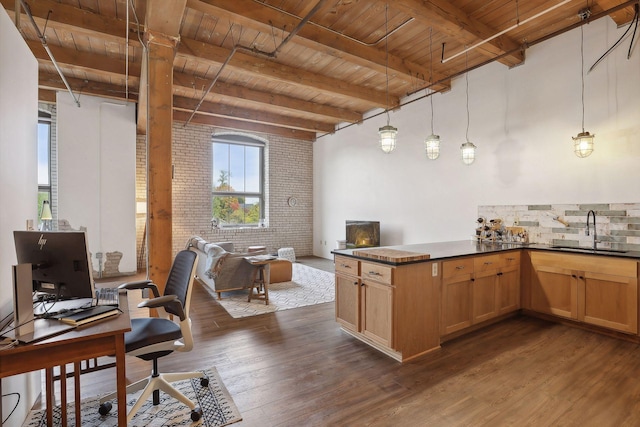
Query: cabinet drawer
361,262,393,285
335,256,359,276
474,254,501,273
500,251,521,269
443,258,474,279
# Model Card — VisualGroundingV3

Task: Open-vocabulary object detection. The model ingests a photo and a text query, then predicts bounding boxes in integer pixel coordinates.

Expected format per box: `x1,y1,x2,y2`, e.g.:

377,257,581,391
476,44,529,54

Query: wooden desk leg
115,334,127,426
263,264,271,305
46,368,54,426
74,361,81,427
59,364,68,426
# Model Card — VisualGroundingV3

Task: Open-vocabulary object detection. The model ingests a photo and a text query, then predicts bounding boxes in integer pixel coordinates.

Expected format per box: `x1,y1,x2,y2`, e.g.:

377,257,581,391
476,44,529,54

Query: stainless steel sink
550,245,628,254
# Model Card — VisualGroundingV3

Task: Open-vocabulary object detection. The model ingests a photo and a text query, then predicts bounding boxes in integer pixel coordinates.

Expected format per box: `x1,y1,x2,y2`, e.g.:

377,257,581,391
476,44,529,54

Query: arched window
212,134,265,227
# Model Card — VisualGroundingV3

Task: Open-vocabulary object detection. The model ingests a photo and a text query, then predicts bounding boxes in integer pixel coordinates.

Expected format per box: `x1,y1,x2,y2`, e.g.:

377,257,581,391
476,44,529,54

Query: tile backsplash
478,203,640,252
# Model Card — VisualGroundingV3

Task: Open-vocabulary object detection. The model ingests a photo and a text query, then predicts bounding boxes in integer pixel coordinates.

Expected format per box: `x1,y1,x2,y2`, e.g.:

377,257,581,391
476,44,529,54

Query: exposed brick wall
135,123,313,266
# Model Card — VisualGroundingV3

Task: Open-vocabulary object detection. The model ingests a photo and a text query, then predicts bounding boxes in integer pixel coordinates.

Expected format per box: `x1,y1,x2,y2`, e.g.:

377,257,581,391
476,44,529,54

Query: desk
0,292,131,426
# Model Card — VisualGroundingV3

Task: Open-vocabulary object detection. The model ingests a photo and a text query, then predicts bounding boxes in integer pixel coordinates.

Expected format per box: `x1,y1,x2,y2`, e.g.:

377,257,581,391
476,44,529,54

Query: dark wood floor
45,258,640,426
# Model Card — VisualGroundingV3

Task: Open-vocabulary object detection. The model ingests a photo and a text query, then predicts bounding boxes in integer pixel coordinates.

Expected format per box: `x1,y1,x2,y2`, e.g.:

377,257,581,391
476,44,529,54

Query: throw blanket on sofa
187,236,228,279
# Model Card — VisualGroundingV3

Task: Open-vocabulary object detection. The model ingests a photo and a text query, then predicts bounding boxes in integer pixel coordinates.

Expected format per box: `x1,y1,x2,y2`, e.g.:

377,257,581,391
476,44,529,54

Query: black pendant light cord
465,51,470,142
429,27,435,134
588,3,639,73
385,2,391,126
581,25,586,133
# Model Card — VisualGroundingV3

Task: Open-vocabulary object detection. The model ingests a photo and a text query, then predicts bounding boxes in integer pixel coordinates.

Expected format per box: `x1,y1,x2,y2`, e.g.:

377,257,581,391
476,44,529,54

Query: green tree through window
212,135,264,226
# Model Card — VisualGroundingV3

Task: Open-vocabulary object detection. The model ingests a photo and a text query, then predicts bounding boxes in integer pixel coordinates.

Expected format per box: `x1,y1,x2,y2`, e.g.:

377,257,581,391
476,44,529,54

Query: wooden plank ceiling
2,0,637,141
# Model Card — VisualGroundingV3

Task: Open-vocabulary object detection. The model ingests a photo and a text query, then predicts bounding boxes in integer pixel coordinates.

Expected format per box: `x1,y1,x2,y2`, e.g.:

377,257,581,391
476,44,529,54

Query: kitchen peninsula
333,241,640,362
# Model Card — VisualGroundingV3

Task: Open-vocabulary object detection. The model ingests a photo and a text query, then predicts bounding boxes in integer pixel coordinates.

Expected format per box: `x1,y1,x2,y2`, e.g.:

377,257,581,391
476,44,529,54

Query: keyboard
95,287,120,307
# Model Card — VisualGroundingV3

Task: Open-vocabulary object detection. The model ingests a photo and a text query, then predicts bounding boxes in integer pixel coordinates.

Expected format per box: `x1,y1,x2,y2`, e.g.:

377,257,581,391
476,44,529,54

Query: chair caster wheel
191,407,203,421
98,402,112,416
200,377,209,387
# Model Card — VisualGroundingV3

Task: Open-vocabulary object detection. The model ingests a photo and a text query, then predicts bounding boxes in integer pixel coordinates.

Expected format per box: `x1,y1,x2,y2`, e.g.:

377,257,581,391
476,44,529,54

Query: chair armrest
138,295,186,321
119,280,161,298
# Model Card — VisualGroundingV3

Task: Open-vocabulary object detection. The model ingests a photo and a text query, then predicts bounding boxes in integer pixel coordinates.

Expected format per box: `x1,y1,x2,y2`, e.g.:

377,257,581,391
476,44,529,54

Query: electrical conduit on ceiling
20,0,81,107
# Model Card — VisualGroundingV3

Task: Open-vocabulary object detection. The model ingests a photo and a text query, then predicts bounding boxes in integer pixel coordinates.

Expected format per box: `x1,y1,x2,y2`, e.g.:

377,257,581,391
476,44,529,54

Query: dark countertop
332,240,640,265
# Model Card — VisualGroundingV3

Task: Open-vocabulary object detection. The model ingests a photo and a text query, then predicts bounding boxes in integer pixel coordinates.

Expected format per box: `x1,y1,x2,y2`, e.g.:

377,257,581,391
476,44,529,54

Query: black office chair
98,249,208,423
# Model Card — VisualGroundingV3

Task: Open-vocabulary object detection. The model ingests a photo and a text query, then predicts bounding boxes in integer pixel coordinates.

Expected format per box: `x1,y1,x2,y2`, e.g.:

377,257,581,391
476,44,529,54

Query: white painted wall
57,94,137,275
313,17,640,259
0,8,42,426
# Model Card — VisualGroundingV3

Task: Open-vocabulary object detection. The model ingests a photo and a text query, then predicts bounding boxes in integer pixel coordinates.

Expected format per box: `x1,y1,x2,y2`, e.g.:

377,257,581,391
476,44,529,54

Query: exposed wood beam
138,54,148,135
144,0,186,293
25,39,358,124
173,96,335,133
172,74,362,123
26,40,142,82
392,0,525,67
38,88,56,103
187,0,450,91
38,71,137,102
173,111,316,141
1,0,134,43
178,38,395,108
594,0,638,25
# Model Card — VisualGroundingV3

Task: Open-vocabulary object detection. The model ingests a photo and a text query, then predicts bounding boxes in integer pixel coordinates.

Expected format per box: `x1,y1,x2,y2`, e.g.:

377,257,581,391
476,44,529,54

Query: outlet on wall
432,263,438,276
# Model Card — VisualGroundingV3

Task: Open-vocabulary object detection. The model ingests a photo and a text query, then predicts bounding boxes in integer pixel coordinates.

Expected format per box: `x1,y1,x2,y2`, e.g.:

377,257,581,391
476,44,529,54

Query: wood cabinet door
335,273,360,332
441,274,473,335
498,266,520,315
530,264,578,320
581,272,638,334
361,280,394,348
473,271,498,324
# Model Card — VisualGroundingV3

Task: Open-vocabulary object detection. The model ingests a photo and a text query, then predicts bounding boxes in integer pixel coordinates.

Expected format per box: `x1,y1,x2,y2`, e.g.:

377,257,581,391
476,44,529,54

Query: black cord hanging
588,3,639,73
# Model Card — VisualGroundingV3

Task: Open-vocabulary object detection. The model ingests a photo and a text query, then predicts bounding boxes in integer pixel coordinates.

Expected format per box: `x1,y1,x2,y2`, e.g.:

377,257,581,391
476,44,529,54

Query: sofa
186,236,263,299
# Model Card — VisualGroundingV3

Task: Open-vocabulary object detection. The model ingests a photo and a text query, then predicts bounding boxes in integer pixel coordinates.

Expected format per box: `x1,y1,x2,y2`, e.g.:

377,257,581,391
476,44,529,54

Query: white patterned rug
216,263,335,318
23,367,241,427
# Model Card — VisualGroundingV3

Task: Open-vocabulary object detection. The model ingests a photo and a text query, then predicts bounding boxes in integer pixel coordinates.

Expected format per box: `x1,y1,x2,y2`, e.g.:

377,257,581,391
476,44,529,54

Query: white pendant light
425,134,441,160
379,124,398,153
572,19,594,158
424,28,441,160
460,52,476,165
378,3,397,154
461,141,477,165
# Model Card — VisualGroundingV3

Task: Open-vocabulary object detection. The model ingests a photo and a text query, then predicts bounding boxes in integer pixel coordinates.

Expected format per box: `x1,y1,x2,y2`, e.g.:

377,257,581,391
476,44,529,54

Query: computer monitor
13,231,96,302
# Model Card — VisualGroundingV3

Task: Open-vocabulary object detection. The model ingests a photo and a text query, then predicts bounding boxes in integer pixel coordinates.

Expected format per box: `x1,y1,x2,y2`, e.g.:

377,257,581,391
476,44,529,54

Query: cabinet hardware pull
353,281,358,285
497,272,503,276
368,271,382,276
471,278,475,282
579,276,584,280
340,264,351,268
484,261,493,265
361,282,366,286
507,257,515,261
455,266,465,270
572,274,577,278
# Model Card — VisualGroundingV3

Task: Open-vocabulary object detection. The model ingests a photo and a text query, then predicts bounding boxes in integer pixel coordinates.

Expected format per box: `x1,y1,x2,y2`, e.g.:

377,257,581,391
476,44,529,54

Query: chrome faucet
585,210,598,250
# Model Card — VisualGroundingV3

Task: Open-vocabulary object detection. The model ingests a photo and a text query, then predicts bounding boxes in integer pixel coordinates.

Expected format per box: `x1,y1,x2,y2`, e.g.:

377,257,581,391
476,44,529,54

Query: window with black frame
211,135,265,227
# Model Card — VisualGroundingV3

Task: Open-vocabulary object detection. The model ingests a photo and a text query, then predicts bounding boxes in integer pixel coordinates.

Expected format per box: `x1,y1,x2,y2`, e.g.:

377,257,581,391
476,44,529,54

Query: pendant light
572,21,594,158
460,52,476,165
379,3,397,153
425,27,441,160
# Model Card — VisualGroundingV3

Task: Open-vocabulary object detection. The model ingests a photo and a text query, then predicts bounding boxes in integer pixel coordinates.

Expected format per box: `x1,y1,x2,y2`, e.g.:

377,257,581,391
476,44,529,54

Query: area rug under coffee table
22,367,241,427
216,263,335,318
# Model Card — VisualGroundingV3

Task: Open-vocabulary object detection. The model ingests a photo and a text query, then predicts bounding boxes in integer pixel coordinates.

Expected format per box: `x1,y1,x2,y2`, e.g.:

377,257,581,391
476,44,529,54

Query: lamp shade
572,131,594,158
378,124,398,153
424,134,441,160
40,200,53,220
460,141,477,165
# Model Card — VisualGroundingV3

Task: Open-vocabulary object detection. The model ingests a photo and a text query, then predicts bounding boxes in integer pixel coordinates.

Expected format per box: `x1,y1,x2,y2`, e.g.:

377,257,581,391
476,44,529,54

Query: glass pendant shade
424,134,441,160
40,200,53,230
460,141,477,165
379,124,398,154
572,131,594,158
